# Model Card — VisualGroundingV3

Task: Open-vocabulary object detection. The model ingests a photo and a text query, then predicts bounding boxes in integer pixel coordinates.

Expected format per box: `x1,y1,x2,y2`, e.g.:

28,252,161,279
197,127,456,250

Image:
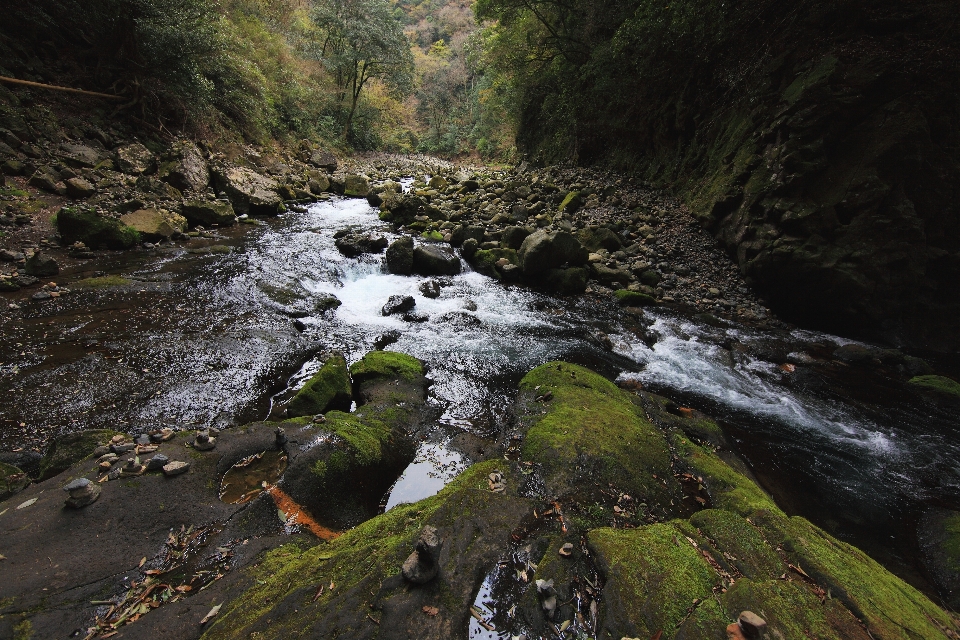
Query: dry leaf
200,603,221,625
16,497,37,510
422,606,439,616
138,557,146,568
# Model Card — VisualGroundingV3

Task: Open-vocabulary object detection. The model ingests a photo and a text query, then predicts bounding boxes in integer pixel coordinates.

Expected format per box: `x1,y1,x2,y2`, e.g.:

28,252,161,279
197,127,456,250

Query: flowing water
1,194,958,602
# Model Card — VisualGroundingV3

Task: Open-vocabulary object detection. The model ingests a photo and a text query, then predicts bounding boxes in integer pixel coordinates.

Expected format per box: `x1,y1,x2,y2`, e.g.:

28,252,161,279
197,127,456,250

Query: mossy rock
286,354,352,418
203,461,532,640
590,523,722,638
557,191,583,213
689,509,781,579
517,362,679,507
908,375,960,399
919,508,960,610
38,429,126,480
56,207,140,250
469,248,517,279
348,350,424,386
0,462,30,502
639,392,727,447
614,289,656,307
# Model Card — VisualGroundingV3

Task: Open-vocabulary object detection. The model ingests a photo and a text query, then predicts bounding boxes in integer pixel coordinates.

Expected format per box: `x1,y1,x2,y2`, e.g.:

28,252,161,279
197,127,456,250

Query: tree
312,0,414,140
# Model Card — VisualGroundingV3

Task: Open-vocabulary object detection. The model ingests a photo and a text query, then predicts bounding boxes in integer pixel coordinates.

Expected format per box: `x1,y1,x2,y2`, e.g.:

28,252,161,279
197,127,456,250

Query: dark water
1,195,957,605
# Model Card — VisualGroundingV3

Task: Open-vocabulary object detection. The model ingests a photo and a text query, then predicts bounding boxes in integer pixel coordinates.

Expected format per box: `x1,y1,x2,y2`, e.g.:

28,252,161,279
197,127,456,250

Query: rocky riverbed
2,123,960,639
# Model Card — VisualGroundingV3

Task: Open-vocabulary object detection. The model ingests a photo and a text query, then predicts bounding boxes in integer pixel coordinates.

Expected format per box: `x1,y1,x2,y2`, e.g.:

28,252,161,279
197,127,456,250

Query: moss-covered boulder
38,429,126,480
614,289,657,307
516,362,680,509
0,461,30,501
119,207,187,240
181,199,236,227
286,353,352,418
280,352,429,528
203,461,531,640
908,375,960,400
56,207,140,250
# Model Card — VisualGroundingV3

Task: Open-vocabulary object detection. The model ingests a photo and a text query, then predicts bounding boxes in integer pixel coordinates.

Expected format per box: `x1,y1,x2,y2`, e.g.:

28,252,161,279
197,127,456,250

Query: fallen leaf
0,555,6,561
138,557,147,568
175,585,192,593
200,603,221,625
16,497,37,510
422,606,439,616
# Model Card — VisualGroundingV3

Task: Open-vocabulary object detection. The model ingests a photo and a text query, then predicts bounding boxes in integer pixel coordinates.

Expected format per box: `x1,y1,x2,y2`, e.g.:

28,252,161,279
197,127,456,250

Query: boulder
286,353,352,417
211,165,282,216
115,142,156,175
518,230,589,275
379,194,427,226
385,236,415,275
64,177,96,199
309,149,338,171
382,295,416,316
58,143,104,169
181,199,236,227
120,208,188,240
308,173,330,195
334,229,387,257
413,244,461,276
427,175,448,190
23,252,59,277
578,225,623,252
450,225,485,248
343,174,370,198
502,225,533,250
28,166,62,193
159,139,209,192
57,207,141,250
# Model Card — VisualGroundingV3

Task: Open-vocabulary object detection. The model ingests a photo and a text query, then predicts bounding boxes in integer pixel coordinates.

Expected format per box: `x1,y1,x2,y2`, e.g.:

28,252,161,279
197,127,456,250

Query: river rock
413,244,461,276
334,229,387,257
382,295,416,316
57,207,141,250
162,460,190,476
23,251,59,277
578,225,623,252
309,149,338,171
58,143,104,169
144,453,170,471
63,477,101,508
211,165,282,216
28,166,62,193
450,225,485,248
518,230,589,275
385,236,415,275
159,139,209,192
737,611,768,638
401,525,443,584
181,199,236,227
419,280,441,299
502,225,533,250
115,142,156,175
343,174,370,198
120,208,188,240
193,431,216,451
64,177,96,199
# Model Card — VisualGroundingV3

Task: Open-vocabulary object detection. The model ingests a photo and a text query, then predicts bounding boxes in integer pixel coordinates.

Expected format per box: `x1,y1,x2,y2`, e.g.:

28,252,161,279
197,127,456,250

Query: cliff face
508,0,960,350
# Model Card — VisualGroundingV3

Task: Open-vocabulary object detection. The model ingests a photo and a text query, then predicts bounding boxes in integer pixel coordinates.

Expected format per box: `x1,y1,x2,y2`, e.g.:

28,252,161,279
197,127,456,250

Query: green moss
420,230,444,241
907,375,960,399
590,523,721,637
286,354,352,417
757,514,957,639
72,276,132,289
349,351,424,384
471,249,502,278
689,509,781,579
720,578,854,640
519,362,675,502
557,191,583,213
0,461,29,500
202,461,511,640
13,619,32,640
319,411,390,467
614,290,656,306
38,429,125,480
0,187,28,197
673,434,780,517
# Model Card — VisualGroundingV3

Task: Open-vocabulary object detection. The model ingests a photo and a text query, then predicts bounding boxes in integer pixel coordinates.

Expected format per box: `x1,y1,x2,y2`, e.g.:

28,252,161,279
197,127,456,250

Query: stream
1,193,958,603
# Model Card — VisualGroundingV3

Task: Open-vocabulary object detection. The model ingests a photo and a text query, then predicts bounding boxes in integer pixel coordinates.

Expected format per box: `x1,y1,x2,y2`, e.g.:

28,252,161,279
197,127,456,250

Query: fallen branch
0,75,123,100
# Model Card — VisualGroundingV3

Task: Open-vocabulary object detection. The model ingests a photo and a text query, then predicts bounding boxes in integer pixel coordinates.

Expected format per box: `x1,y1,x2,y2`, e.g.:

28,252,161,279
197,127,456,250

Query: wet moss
519,362,675,503
471,249,502,278
286,354,352,417
590,523,721,637
56,206,140,250
672,434,779,517
38,429,125,480
942,511,960,573
907,375,960,399
315,411,390,470
689,509,781,579
72,276,132,289
348,350,424,384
